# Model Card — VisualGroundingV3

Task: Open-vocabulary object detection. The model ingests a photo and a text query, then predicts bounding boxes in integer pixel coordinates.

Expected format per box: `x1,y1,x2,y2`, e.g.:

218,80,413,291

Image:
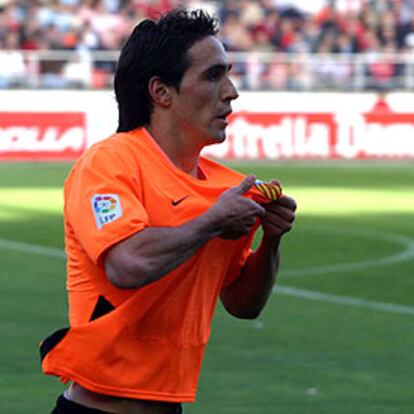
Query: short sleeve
65,144,149,264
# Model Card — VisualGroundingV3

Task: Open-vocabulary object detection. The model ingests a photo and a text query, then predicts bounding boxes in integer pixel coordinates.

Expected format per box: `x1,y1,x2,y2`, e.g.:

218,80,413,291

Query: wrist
261,233,281,251
190,209,222,239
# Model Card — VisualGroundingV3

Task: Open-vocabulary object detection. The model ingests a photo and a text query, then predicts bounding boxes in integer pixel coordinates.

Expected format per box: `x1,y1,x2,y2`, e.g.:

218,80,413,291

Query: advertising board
0,91,413,161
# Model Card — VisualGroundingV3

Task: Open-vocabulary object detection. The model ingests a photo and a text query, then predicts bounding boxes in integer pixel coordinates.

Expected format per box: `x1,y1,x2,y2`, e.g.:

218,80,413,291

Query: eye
206,68,222,81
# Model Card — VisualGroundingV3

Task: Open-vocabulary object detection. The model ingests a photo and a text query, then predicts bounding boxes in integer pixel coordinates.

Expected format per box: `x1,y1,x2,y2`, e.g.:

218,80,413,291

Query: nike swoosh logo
171,195,189,206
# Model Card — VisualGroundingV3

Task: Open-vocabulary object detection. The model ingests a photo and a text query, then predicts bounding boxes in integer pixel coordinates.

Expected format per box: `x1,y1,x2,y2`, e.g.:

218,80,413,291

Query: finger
243,214,260,227
233,174,256,195
249,199,266,217
265,205,296,222
277,195,297,211
269,178,282,189
240,198,266,218
262,214,293,233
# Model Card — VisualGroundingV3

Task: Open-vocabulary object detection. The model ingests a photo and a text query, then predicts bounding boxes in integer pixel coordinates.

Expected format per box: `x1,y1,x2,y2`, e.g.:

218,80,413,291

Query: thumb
234,174,257,195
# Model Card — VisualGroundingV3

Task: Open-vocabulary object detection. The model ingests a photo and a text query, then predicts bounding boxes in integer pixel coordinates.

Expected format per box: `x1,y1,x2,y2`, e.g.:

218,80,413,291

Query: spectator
63,50,93,88
366,44,399,90
76,21,102,50
0,0,411,54
271,18,296,51
251,8,280,45
0,0,413,90
1,0,412,57
0,30,26,87
302,16,322,52
82,0,127,50
221,12,254,51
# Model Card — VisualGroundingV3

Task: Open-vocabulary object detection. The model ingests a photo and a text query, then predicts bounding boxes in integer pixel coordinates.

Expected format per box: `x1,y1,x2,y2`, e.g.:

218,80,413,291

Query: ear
148,76,173,108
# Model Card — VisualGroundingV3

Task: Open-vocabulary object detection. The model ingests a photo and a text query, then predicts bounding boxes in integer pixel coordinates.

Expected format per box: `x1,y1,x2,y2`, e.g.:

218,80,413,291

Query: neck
146,123,202,177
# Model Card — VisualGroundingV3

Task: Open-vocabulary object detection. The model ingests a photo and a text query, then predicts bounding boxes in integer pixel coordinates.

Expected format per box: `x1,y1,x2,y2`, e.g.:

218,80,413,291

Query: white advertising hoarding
0,90,413,161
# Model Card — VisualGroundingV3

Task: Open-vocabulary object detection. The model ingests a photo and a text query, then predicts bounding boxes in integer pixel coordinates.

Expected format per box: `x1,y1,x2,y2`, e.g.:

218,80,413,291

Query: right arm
104,175,265,289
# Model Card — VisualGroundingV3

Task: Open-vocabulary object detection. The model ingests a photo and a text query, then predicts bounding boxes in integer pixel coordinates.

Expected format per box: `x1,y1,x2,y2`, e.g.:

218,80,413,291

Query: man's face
169,36,239,147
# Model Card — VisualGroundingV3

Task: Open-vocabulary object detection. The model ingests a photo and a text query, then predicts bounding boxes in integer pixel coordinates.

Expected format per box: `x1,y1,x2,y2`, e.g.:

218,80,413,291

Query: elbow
107,271,141,290
234,310,262,320
224,304,263,320
221,288,265,319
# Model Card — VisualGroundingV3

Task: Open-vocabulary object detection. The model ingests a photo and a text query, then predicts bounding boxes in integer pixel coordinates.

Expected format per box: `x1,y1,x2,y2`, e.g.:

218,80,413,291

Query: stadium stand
0,0,413,90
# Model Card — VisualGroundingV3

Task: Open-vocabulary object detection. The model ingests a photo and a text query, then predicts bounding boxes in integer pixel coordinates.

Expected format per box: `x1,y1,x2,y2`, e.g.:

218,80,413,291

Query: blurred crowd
1,0,414,90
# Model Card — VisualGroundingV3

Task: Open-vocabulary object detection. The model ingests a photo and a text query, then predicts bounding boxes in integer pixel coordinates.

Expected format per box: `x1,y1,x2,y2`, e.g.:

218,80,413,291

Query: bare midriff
66,383,181,414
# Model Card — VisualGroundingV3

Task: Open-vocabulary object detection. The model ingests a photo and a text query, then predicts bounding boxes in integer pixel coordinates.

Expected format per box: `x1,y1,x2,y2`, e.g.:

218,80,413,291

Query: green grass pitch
0,160,413,414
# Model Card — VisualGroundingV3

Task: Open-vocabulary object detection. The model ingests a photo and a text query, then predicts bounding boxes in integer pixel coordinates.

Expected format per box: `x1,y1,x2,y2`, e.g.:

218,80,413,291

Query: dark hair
114,9,219,132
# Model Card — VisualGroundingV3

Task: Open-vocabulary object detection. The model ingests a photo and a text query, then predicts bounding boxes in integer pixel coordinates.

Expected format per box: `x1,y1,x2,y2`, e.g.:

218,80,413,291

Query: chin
198,127,227,147
209,129,227,144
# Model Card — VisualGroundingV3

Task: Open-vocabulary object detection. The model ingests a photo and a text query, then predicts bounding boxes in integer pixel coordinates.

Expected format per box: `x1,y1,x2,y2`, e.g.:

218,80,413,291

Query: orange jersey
41,128,269,402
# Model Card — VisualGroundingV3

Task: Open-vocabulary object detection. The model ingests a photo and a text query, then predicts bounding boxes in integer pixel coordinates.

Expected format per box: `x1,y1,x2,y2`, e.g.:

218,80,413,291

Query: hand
208,175,266,240
261,180,297,239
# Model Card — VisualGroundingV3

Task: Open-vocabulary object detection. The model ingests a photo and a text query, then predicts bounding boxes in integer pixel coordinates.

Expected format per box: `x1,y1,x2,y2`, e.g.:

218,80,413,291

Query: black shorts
50,394,183,414
51,395,111,413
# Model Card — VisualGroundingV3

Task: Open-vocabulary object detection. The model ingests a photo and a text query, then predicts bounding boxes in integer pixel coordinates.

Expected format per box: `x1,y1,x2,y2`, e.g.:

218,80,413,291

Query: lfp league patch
91,194,123,230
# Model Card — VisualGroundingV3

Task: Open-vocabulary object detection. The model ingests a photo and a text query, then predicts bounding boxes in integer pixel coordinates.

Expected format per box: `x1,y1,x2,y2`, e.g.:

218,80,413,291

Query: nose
222,75,239,102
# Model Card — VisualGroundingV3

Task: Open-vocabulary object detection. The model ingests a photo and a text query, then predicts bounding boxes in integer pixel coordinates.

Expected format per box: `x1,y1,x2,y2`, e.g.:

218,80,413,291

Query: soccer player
41,9,297,414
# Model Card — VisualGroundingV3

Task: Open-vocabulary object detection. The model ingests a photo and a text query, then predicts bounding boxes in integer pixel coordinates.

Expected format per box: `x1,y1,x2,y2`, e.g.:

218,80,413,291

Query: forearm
220,189,296,318
105,211,221,289
105,175,267,289
221,235,281,319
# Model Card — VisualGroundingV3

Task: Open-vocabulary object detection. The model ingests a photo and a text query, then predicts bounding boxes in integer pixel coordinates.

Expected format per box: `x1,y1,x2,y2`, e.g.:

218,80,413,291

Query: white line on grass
0,238,65,259
1,229,414,317
274,286,414,316
282,227,414,278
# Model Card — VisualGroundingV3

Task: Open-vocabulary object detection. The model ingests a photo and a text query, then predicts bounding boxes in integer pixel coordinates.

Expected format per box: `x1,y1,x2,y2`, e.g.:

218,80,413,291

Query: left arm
220,194,297,319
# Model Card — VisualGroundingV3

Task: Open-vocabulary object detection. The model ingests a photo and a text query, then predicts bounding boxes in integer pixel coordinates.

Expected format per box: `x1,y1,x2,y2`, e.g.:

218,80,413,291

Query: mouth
217,109,232,118
215,110,232,123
